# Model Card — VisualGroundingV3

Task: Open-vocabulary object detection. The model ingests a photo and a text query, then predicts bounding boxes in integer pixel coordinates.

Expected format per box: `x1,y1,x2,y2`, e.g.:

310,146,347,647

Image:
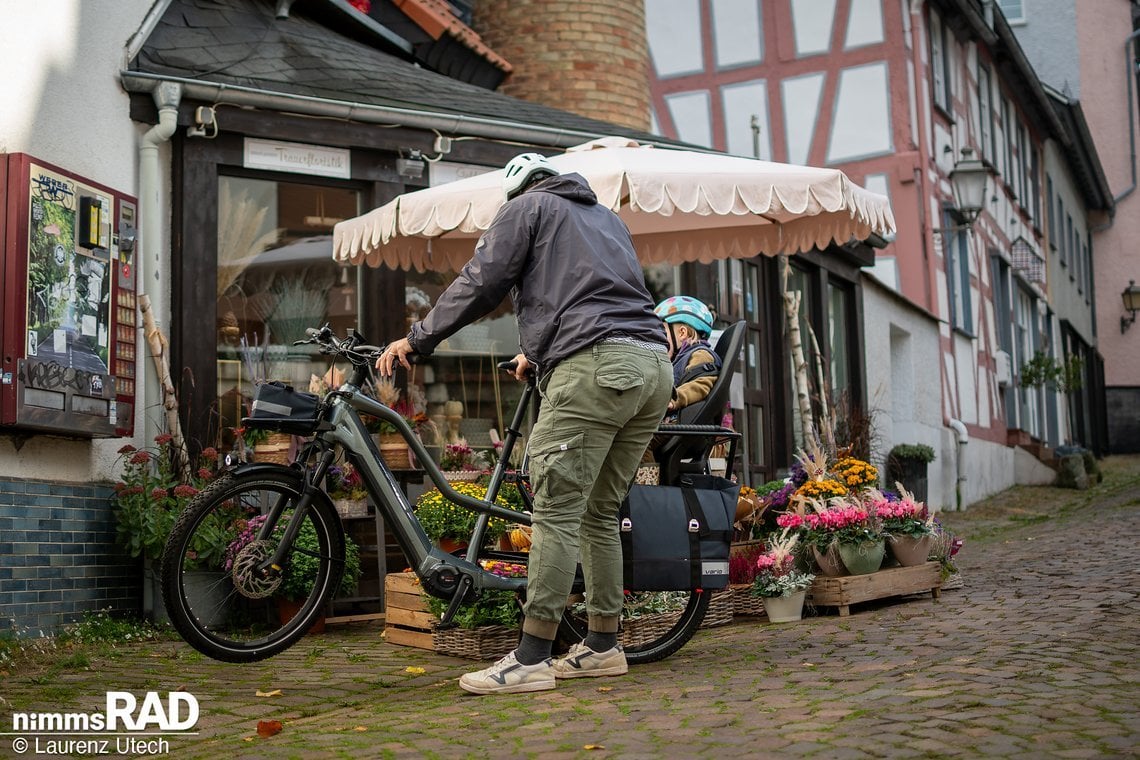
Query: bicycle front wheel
558,590,710,665
161,467,345,663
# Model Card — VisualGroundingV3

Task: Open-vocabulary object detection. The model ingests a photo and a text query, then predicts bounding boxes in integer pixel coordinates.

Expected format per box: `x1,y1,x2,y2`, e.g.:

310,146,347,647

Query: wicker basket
252,433,292,465
619,611,682,649
375,433,413,470
730,583,767,617
432,625,520,660
699,589,734,628
634,464,660,485
941,572,964,590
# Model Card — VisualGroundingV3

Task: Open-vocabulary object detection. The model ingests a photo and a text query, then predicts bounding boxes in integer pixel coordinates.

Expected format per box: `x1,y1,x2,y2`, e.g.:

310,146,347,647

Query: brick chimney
472,0,650,131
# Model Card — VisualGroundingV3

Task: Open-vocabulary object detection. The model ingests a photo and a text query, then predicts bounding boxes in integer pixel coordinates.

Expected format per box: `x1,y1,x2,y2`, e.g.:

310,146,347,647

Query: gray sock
514,633,553,665
584,631,618,653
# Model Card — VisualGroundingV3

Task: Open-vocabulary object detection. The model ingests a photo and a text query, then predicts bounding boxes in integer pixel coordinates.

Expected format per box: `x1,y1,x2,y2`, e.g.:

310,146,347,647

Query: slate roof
130,0,671,144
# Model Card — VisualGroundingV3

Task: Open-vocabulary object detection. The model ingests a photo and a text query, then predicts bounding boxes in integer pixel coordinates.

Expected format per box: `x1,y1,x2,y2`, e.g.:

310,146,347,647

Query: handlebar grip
497,360,518,372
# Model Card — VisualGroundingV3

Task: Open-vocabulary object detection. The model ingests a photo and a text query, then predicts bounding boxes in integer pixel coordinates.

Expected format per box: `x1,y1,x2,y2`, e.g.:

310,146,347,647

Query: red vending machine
1,153,137,437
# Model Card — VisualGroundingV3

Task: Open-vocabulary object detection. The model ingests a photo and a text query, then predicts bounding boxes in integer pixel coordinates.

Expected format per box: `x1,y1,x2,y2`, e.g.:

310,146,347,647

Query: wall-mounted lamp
932,147,993,235
947,147,990,226
396,150,425,180
1121,279,1140,333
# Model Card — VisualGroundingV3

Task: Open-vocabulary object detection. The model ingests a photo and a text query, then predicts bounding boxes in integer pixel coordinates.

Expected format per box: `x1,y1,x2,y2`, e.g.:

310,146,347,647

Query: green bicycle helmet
654,296,715,337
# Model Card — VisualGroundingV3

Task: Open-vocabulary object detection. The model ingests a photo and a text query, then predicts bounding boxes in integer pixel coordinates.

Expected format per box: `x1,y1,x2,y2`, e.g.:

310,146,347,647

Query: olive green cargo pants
521,341,673,639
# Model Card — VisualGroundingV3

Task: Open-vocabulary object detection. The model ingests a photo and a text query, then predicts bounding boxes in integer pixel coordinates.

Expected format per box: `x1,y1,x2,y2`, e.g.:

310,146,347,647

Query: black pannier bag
618,474,739,591
243,381,322,435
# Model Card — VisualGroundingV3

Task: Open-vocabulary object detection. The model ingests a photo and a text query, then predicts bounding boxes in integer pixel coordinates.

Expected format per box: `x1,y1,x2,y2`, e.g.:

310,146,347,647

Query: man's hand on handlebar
507,353,532,382
377,337,415,377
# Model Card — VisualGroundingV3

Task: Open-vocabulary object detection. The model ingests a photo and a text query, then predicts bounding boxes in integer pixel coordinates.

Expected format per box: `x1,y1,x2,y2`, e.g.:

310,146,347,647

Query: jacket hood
528,172,597,205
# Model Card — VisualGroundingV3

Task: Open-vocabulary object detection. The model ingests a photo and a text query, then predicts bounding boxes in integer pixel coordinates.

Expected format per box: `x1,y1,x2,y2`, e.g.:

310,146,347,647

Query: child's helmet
654,296,714,337
502,153,559,200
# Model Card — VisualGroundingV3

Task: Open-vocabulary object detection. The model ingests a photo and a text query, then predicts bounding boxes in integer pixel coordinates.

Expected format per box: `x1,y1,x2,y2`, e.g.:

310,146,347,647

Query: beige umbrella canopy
332,137,896,272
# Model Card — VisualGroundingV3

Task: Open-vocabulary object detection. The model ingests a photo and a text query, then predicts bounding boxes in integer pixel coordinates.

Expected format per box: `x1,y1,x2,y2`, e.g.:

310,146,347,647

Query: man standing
378,153,672,695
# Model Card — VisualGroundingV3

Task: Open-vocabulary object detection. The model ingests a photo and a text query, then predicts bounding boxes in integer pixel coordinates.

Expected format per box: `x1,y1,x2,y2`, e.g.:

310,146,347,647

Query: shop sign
243,138,350,179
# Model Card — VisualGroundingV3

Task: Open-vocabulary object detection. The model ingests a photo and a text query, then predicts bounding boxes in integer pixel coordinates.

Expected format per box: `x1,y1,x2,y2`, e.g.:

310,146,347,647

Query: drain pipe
948,419,969,511
138,81,181,435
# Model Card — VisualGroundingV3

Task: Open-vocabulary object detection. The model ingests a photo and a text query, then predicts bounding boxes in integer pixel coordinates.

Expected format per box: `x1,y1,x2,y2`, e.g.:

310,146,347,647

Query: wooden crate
383,572,435,651
806,561,942,616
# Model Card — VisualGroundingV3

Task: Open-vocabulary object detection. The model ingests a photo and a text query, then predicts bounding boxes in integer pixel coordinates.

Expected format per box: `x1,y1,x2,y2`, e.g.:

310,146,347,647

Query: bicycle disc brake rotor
230,540,284,599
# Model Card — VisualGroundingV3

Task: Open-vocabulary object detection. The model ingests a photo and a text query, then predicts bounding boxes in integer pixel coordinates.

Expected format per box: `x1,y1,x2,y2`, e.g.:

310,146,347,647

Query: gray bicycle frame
320,381,529,595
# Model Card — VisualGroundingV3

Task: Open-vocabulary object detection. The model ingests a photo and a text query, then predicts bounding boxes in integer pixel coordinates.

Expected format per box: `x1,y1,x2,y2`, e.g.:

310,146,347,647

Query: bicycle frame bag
242,381,321,435
619,474,739,591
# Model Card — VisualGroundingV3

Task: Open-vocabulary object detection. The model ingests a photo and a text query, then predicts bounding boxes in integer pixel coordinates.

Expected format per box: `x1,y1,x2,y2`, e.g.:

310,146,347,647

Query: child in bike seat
654,295,721,423
641,296,721,468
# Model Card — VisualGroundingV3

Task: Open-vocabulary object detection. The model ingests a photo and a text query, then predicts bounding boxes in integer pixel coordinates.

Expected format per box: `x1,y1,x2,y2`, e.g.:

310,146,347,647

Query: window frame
978,63,993,163
929,11,952,114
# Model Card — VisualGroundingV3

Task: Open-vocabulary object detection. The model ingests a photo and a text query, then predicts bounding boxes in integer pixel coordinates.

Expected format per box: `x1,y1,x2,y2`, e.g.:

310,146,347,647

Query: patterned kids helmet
502,153,559,201
654,296,714,337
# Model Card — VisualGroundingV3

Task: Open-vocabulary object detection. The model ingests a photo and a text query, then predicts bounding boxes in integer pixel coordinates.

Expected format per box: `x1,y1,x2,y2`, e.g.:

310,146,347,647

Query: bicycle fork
256,447,338,580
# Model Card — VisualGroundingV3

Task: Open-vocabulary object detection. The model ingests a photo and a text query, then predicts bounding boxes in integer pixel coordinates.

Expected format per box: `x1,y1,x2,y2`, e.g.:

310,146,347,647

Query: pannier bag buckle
620,517,633,532
687,518,700,533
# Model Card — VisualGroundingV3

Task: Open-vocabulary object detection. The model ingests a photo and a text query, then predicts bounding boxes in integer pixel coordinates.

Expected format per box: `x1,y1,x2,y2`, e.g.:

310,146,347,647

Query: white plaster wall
861,276,949,509
1042,140,1095,344
0,0,156,484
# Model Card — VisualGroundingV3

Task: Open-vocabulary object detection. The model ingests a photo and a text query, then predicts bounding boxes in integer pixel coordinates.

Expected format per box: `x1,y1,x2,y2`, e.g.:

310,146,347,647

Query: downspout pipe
948,419,969,511
1114,28,1140,203
138,80,181,435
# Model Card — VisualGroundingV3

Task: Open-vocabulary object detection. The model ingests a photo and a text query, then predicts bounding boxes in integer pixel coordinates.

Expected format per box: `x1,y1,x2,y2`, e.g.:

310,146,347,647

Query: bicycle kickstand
435,573,474,630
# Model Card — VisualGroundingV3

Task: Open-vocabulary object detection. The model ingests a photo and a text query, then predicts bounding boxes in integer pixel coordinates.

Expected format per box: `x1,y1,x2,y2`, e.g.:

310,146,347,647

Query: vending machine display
1,153,137,437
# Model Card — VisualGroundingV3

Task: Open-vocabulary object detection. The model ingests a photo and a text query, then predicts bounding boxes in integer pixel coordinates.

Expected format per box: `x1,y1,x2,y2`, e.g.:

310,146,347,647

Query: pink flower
117,444,137,454
130,451,151,465
173,485,198,499
154,433,173,445
200,447,218,461
150,488,168,500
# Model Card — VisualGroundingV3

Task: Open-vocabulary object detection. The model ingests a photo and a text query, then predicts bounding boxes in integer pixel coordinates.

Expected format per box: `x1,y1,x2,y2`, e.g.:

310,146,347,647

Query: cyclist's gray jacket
406,172,666,374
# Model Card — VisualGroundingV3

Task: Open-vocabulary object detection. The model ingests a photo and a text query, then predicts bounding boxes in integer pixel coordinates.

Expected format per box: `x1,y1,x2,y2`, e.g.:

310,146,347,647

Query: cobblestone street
3,457,1138,759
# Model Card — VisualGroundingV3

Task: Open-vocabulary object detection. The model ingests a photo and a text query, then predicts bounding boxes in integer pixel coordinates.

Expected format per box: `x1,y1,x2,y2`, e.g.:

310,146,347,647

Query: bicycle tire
161,467,345,663
557,589,710,665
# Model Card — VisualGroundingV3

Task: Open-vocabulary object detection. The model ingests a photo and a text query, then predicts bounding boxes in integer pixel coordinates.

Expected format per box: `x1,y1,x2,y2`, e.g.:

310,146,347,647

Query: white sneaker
551,642,628,679
458,651,556,695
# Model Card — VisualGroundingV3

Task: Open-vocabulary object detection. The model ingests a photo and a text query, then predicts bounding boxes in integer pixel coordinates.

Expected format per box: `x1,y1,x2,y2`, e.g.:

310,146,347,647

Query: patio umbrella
332,137,895,272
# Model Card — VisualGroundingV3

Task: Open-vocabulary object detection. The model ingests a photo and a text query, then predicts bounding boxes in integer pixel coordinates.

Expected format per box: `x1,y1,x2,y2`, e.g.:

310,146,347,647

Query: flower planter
253,432,292,465
729,583,766,617
888,534,934,567
432,625,519,660
276,597,325,635
837,539,885,575
441,470,482,483
698,588,734,628
761,590,806,623
807,562,942,616
620,611,683,649
812,543,848,577
333,498,369,520
374,433,414,470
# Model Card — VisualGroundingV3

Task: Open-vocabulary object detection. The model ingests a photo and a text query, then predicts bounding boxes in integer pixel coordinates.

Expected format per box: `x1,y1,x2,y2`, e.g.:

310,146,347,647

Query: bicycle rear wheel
161,467,345,663
558,589,710,665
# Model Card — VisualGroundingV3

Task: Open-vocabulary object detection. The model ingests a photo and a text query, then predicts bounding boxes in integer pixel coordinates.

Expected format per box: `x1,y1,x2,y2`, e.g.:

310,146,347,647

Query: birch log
784,289,815,448
139,294,189,477
804,321,835,458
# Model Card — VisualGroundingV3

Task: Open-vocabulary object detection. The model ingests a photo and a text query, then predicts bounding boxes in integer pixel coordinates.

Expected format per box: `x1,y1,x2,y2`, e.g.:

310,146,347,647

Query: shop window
828,281,851,399
215,176,361,437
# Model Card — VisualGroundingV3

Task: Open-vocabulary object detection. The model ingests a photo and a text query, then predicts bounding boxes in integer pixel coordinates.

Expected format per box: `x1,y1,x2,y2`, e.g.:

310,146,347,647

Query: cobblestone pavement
2,457,1139,759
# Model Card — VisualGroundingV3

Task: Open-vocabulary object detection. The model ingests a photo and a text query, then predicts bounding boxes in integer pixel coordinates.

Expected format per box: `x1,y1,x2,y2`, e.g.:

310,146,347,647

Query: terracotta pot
276,597,325,635
437,538,469,555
